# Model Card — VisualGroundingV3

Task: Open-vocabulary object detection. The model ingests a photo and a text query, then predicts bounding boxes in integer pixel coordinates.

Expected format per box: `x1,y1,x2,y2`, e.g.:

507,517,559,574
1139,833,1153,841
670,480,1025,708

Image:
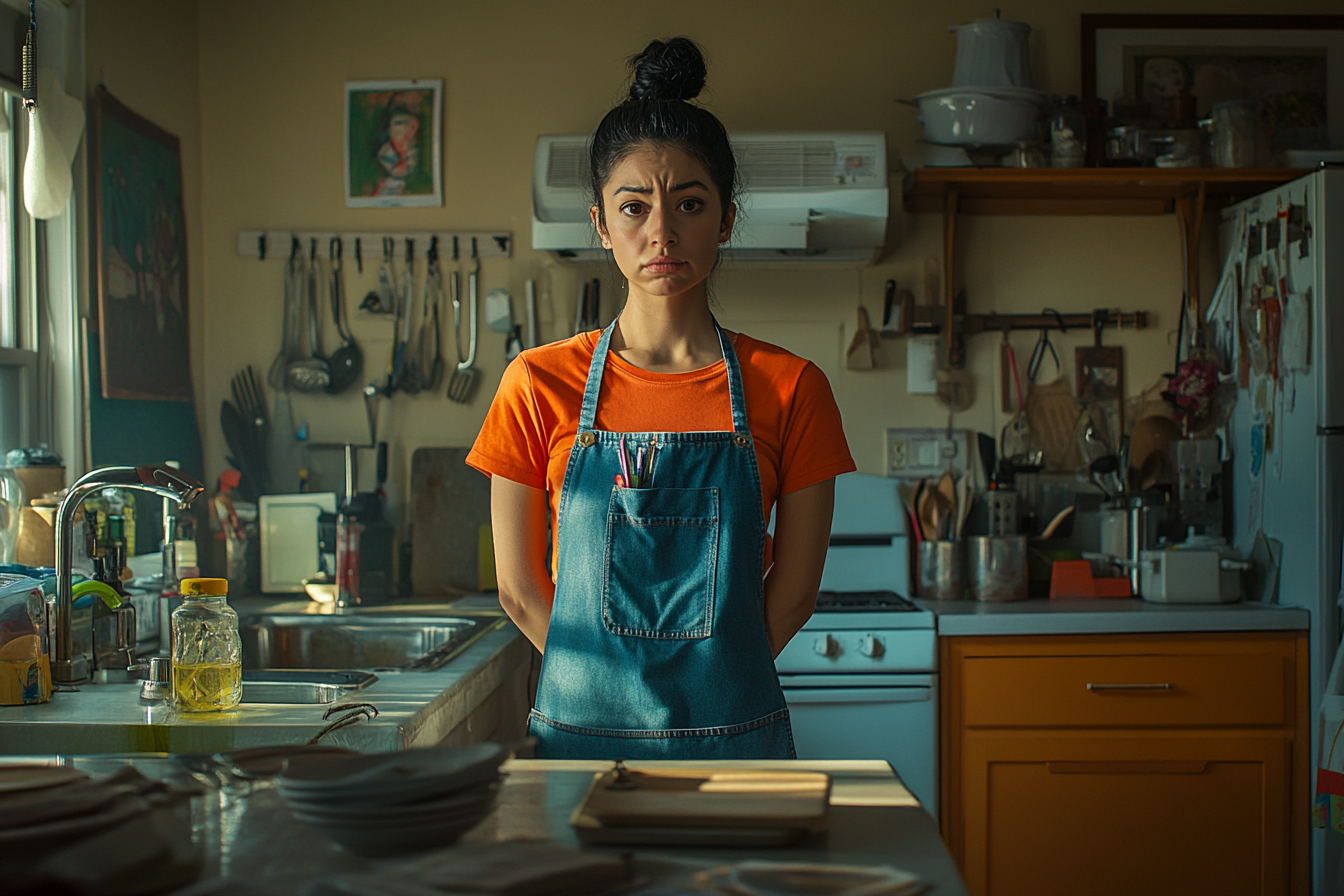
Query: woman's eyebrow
612,180,708,196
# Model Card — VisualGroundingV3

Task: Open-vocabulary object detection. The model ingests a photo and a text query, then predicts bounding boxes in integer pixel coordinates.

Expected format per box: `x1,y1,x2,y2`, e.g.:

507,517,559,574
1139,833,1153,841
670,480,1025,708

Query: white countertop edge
915,598,1311,636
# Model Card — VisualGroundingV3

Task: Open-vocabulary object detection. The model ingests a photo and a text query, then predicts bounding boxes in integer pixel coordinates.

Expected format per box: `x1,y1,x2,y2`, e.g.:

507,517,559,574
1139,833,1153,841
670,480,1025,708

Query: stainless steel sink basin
240,669,378,704
239,614,502,672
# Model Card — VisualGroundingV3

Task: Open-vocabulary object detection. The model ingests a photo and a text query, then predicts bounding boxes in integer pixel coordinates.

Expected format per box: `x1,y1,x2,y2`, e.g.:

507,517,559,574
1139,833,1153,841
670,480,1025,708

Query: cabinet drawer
961,652,1285,728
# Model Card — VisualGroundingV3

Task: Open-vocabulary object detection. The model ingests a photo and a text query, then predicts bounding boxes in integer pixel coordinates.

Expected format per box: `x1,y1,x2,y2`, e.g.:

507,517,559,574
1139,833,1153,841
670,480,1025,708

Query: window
0,88,35,458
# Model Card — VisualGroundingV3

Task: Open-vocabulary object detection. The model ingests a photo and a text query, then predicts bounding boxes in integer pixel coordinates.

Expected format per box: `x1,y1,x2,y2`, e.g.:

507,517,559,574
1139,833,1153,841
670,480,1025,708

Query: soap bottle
170,577,241,712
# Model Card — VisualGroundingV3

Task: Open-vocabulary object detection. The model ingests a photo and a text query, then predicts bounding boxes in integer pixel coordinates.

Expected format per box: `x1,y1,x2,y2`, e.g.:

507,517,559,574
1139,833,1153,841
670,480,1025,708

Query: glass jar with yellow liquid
171,578,242,712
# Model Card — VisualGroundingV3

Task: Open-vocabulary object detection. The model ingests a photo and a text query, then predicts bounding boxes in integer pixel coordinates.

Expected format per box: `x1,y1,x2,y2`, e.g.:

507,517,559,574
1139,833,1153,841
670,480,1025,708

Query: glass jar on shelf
1049,95,1087,168
170,577,241,712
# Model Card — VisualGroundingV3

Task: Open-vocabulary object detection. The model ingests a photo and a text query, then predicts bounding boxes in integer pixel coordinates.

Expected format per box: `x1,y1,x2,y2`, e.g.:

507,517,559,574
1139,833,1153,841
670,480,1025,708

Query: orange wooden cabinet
939,631,1310,896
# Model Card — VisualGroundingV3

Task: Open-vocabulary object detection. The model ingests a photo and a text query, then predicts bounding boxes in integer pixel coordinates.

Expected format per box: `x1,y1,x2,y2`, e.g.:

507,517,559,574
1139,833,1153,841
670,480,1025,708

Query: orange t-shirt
466,330,856,574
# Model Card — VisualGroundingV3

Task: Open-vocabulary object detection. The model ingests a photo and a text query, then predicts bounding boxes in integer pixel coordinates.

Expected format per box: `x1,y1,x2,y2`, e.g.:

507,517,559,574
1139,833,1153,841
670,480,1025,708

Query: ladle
325,238,363,395
287,242,332,392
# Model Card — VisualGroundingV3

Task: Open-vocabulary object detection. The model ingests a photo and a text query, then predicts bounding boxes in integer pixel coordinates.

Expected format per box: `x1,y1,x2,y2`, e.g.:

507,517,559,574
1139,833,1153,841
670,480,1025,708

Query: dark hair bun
628,37,707,102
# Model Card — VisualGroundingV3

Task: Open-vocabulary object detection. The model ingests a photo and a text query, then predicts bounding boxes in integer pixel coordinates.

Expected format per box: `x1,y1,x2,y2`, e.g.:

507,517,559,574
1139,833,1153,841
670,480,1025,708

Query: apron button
734,434,750,448
578,432,596,447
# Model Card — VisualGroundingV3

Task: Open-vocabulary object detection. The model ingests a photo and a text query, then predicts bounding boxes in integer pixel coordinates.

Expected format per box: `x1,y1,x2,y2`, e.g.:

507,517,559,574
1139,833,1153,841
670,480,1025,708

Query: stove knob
813,634,839,658
859,635,885,658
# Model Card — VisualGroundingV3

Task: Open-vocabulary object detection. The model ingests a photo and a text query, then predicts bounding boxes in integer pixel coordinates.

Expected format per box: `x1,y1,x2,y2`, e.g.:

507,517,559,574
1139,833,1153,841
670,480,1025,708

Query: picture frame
345,79,443,208
1081,15,1344,153
91,87,193,402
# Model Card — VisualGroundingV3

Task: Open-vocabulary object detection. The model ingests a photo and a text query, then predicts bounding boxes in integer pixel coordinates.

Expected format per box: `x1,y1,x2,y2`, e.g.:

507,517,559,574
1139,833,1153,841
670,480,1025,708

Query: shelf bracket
1173,180,1207,341
943,185,963,367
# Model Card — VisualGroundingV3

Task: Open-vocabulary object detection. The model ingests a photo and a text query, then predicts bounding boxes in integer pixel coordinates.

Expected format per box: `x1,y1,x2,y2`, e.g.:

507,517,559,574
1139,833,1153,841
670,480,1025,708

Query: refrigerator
1221,166,1344,895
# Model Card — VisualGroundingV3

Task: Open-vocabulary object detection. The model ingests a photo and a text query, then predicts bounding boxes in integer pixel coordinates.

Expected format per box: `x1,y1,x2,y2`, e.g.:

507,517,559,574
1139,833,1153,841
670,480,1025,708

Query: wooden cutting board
410,447,492,596
571,766,830,844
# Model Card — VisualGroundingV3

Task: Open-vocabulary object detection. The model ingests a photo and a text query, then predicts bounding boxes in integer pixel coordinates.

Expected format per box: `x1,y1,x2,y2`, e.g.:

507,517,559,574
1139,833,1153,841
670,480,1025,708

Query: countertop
915,596,1311,636
0,597,528,756
4,754,967,895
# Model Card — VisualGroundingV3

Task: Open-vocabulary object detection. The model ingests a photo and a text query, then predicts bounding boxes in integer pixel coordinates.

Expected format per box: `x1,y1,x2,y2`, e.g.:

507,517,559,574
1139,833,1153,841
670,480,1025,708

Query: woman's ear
589,205,612,250
718,203,738,245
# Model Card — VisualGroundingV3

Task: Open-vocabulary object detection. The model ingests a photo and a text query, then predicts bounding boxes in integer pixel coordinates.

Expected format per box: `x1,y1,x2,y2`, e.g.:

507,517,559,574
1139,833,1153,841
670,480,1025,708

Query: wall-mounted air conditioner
532,132,889,264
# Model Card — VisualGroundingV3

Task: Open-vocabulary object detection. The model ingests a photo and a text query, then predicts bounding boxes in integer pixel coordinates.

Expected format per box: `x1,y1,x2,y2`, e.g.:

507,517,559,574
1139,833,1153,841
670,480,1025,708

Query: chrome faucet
52,465,204,684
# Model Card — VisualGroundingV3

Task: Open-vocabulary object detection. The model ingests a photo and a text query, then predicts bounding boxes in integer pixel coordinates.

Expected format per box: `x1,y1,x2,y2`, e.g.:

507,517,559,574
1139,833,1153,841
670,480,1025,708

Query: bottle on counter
171,577,241,712
1050,96,1087,168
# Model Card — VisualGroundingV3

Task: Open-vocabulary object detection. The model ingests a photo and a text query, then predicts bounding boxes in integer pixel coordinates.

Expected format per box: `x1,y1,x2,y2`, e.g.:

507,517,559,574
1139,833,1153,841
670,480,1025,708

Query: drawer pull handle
1086,682,1172,691
1048,761,1207,775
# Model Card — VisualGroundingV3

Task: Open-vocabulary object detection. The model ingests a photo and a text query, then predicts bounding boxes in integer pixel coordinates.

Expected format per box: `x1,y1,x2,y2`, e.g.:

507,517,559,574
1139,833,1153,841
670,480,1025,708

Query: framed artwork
92,87,193,402
345,79,443,208
1082,15,1344,153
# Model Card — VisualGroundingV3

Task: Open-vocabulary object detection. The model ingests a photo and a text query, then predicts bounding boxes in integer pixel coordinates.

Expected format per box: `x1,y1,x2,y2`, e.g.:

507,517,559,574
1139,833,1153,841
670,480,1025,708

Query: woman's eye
619,201,645,216
678,198,702,213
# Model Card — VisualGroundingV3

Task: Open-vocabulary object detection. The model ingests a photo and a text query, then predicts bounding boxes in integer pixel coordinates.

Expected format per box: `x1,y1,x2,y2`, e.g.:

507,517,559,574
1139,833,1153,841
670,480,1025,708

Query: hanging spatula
446,240,480,403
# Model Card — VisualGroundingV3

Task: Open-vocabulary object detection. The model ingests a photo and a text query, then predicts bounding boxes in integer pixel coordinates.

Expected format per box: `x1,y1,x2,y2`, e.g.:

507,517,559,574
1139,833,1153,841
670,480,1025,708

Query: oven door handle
782,687,932,705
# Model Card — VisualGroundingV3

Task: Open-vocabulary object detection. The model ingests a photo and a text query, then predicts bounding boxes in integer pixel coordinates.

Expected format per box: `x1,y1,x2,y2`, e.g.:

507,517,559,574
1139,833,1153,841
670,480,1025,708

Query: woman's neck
608,285,724,374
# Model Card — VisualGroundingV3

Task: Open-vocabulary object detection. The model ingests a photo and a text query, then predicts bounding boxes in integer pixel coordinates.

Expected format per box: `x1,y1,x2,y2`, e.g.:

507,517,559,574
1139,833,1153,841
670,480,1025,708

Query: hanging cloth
23,68,85,219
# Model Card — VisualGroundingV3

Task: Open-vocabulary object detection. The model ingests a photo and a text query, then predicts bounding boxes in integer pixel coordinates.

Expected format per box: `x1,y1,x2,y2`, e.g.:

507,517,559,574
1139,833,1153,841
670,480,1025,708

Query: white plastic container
1139,537,1248,604
950,17,1032,89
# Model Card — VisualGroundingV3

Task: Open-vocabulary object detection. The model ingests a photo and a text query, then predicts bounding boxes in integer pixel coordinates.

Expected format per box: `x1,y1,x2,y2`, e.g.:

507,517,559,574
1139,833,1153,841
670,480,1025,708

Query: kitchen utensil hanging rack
236,229,512,261
879,307,1148,337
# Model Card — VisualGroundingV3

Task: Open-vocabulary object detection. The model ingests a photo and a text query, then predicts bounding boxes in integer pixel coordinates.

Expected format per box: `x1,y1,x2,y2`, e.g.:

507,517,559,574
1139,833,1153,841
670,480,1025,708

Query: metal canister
919,540,966,600
968,535,1028,601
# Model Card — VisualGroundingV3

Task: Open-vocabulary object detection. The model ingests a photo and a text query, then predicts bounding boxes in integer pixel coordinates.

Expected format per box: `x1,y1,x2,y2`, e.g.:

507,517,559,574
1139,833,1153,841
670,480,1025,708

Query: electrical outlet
886,431,908,474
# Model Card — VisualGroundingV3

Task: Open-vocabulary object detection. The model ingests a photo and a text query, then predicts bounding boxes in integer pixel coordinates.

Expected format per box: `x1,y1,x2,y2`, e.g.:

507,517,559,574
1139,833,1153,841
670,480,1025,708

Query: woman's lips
643,257,687,274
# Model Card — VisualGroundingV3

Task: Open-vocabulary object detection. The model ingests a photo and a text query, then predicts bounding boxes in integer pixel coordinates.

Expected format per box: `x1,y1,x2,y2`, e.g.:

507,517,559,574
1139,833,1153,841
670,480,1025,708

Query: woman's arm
490,476,555,653
762,477,835,658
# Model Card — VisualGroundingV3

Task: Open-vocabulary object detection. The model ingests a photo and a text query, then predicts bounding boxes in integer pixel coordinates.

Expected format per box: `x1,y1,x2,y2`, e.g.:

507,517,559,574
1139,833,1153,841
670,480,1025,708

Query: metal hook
452,235,459,262
258,234,266,261
428,235,439,262
309,237,317,262
405,237,414,263
354,237,363,273
290,236,300,262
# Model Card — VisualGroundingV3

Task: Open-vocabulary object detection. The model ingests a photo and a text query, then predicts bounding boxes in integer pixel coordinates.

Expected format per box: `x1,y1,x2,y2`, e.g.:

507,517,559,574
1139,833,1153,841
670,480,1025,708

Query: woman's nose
648,205,676,247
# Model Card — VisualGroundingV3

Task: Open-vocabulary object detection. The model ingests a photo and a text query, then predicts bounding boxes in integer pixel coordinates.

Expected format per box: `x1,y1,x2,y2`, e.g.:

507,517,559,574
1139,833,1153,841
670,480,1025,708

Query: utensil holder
919,540,966,600
969,535,1028,601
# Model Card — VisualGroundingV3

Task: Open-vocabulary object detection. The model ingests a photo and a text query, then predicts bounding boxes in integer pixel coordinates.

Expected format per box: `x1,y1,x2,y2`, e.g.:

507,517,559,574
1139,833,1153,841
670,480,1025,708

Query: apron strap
576,317,750,435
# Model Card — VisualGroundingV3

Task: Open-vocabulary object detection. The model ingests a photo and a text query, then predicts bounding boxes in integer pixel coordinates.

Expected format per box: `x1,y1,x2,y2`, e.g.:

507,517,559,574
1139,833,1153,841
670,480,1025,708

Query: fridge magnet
345,79,443,208
1083,15,1344,159
91,87,192,401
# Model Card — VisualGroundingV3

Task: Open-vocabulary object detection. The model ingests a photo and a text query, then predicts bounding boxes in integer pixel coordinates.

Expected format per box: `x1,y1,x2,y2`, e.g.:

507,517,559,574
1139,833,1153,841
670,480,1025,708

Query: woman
467,37,854,759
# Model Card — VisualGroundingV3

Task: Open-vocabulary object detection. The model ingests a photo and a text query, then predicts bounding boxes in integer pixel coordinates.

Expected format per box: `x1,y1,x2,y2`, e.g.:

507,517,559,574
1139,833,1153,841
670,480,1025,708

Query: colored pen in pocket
618,435,631,485
634,446,645,488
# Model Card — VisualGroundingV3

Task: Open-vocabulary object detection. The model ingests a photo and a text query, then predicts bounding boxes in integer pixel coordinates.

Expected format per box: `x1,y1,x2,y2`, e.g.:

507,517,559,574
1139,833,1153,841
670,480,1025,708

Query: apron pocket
603,487,720,639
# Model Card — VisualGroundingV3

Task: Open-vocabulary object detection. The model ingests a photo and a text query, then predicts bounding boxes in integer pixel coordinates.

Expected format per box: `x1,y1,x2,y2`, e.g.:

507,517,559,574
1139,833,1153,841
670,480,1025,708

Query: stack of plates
275,742,506,857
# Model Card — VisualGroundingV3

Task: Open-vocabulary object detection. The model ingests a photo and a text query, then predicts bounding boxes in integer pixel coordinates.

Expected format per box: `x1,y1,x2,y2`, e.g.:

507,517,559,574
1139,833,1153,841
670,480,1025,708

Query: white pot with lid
950,15,1032,89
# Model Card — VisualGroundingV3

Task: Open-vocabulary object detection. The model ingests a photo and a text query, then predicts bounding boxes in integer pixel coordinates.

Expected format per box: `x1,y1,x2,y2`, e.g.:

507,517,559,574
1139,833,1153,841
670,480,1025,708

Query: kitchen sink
239,614,503,672
240,669,378,705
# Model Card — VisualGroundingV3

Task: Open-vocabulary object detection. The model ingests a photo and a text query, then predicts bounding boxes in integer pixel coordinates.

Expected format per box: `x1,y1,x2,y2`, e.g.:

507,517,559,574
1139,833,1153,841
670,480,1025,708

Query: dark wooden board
410,447,492,596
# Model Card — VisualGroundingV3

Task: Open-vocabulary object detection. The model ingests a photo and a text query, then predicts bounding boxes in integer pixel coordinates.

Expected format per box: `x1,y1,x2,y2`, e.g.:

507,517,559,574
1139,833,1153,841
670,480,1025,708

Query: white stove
775,474,940,818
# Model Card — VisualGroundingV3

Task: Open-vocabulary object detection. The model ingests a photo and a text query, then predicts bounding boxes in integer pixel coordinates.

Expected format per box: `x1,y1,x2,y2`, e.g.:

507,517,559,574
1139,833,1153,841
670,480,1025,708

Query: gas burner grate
814,590,917,612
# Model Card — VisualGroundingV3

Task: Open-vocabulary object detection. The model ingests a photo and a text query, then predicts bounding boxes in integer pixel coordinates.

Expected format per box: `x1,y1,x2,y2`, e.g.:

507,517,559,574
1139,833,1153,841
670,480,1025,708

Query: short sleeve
777,362,856,495
465,356,549,488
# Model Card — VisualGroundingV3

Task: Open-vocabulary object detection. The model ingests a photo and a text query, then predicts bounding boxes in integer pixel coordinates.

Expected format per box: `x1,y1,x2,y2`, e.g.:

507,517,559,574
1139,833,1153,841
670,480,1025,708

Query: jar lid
181,578,228,596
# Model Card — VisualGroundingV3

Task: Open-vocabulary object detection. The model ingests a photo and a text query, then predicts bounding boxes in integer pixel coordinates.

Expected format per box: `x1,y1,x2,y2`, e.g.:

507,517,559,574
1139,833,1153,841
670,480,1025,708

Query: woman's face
389,112,419,151
591,144,735,300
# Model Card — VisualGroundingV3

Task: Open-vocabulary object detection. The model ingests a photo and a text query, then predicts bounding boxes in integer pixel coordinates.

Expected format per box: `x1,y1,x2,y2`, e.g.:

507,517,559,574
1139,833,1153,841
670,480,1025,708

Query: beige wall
92,0,1340,525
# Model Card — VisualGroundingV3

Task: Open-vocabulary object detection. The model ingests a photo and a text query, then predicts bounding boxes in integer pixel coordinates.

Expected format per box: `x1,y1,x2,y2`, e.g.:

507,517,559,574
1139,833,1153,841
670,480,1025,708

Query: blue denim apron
527,319,794,759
